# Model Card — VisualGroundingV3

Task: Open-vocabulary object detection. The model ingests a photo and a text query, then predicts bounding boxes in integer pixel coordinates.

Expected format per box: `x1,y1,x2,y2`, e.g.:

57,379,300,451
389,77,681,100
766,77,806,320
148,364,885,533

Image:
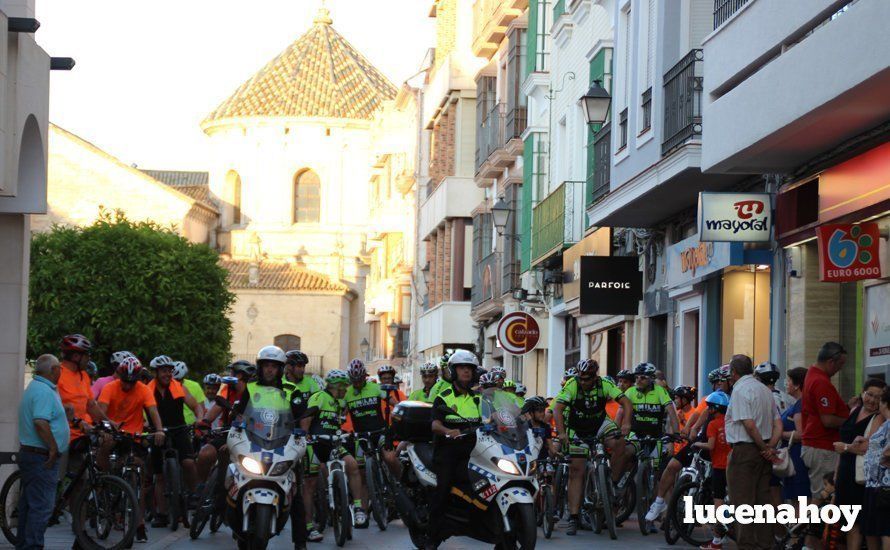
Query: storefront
665,235,772,388
777,142,890,394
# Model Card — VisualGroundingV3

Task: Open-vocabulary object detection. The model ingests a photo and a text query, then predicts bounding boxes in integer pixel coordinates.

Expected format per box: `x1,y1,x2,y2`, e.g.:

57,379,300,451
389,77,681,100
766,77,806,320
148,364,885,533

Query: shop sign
563,228,612,302
865,283,890,370
579,256,642,315
666,234,744,289
698,192,772,242
816,223,882,282
496,312,541,355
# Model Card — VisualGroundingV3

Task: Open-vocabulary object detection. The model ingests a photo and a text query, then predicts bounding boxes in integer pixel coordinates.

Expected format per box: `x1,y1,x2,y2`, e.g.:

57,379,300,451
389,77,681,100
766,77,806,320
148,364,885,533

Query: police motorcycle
392,389,544,549
225,390,307,550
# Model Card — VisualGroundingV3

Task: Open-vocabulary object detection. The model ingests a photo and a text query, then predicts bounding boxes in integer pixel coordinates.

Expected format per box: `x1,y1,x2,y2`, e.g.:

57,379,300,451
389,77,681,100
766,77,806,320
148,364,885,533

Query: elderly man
17,354,69,550
724,354,782,550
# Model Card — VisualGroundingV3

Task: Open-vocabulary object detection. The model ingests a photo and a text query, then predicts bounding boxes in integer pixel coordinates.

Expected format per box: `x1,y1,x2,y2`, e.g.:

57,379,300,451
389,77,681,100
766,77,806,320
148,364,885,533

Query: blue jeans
15,450,59,550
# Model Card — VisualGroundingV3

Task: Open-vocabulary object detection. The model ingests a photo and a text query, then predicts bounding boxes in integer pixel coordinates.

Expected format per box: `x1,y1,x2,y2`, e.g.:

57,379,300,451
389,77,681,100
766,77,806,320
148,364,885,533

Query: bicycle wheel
596,463,617,540
331,469,350,547
614,477,635,526
164,458,182,531
636,461,652,536
190,472,217,539
72,474,138,550
541,484,555,539
314,476,328,531
585,468,602,535
364,456,387,531
552,464,565,521
0,470,21,546
672,480,713,547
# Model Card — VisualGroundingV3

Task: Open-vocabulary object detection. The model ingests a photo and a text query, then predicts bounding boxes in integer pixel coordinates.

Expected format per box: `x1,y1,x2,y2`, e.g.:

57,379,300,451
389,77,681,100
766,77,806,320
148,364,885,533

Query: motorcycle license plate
480,484,498,501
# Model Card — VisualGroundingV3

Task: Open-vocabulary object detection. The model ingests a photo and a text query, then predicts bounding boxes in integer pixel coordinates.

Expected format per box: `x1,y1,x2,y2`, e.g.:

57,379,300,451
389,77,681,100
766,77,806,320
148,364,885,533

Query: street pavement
0,518,707,550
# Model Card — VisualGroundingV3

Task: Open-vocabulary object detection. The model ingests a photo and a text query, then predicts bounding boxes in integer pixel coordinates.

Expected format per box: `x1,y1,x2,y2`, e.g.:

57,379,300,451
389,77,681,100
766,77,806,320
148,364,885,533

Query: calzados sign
698,192,772,242
817,223,882,282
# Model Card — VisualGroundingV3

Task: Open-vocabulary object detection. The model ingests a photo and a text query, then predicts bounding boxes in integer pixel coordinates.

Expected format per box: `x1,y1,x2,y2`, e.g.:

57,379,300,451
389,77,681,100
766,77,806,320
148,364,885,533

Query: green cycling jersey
623,384,672,437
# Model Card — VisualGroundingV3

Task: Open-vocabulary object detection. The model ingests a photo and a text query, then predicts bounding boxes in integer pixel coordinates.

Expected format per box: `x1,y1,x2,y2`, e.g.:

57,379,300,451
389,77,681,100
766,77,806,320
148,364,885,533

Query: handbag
773,431,796,478
855,416,876,485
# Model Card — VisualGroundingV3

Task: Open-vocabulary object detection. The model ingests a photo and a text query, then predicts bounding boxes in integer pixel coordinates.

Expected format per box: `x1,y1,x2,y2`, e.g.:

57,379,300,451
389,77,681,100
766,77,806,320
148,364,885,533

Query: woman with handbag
780,367,810,501
856,385,890,549
832,378,886,550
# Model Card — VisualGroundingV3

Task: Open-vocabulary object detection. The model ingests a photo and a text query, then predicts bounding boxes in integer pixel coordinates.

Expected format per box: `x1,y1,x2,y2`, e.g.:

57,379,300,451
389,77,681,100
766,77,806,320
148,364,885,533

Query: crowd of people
12,335,890,550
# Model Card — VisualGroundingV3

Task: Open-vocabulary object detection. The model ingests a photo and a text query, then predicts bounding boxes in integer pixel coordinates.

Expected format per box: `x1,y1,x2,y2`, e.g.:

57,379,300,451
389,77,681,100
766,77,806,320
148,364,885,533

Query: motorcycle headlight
268,460,294,476
240,455,264,475
495,458,521,475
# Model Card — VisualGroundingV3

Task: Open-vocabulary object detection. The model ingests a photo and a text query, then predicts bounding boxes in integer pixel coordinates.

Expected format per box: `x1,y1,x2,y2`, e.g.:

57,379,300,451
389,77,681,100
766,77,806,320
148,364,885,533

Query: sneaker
307,529,324,543
150,514,169,528
645,500,667,522
135,525,148,543
354,509,368,528
700,543,722,550
566,516,579,536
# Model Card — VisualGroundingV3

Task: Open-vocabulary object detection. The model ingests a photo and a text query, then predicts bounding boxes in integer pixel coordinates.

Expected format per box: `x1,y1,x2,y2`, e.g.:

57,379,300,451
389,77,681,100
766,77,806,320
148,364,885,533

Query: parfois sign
496,312,541,355
698,192,772,242
817,223,882,282
580,256,642,315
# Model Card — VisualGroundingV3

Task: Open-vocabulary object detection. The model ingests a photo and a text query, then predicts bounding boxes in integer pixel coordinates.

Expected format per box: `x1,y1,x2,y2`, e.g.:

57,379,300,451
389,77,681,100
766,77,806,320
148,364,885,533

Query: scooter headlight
495,458,521,475
268,460,294,476
240,455,264,475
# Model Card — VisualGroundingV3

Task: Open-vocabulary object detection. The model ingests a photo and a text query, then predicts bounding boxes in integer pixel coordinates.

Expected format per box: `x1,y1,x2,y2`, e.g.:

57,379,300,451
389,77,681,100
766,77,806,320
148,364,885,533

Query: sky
36,0,435,170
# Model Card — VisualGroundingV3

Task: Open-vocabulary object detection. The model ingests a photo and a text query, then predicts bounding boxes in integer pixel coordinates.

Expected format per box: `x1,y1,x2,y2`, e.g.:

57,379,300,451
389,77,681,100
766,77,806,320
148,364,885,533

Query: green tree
28,210,235,377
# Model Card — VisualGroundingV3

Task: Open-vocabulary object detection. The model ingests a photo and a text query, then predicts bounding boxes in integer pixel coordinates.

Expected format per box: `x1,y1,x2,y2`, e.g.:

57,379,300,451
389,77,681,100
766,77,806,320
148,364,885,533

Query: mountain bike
665,447,715,546
535,455,559,539
314,432,354,547
573,434,617,540
189,428,229,539
630,434,675,536
355,429,390,531
155,425,193,531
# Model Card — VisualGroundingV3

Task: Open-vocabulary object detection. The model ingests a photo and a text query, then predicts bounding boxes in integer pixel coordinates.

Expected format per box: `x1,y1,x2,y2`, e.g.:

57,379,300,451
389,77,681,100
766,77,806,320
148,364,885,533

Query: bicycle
534,455,559,539
314,432,354,548
665,446,715,546
0,421,139,549
355,429,390,531
629,434,675,536
189,428,229,540
154,424,193,531
551,454,569,525
573,434,618,540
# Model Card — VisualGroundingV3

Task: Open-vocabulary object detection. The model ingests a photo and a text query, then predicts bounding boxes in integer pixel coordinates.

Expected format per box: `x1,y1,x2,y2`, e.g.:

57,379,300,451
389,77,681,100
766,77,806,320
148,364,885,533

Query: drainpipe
765,174,786,372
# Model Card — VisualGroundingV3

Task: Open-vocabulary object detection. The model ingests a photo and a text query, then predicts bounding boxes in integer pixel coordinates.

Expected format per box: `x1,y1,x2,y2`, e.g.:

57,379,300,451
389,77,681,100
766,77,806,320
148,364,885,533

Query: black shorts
711,468,727,500
311,441,353,465
150,429,195,472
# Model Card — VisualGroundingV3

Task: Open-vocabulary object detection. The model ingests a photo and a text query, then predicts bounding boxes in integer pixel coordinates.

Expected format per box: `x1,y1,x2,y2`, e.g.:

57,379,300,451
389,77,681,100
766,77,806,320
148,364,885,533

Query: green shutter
526,0,538,79
521,136,534,272
585,49,613,211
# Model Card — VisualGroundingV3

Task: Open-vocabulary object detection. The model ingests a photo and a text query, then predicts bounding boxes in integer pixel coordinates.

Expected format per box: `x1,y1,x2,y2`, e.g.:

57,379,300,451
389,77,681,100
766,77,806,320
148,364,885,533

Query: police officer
428,350,482,550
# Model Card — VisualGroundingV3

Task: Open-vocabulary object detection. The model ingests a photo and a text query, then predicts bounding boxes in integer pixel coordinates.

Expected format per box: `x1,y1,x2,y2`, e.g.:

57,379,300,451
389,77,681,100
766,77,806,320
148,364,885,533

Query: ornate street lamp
491,197,511,236
359,337,370,360
580,79,612,126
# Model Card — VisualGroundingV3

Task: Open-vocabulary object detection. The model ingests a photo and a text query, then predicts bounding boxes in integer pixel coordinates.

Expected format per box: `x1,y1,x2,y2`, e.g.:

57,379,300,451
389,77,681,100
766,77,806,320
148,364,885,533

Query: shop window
607,325,625,376
721,269,771,364
564,316,581,372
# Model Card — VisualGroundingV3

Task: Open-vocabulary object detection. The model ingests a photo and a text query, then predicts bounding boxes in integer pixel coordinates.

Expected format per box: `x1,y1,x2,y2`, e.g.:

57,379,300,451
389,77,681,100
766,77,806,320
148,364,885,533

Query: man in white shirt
725,355,783,550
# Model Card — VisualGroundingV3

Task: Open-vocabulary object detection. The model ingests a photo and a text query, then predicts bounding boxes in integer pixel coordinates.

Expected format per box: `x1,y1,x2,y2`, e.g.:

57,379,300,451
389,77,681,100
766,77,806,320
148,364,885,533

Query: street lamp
359,338,370,360
491,197,511,236
580,79,611,126
387,320,400,338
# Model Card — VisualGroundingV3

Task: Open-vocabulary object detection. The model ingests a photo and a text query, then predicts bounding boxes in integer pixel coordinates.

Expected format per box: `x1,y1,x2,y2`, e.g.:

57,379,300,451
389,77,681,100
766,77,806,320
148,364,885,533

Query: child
695,391,730,550
522,396,557,458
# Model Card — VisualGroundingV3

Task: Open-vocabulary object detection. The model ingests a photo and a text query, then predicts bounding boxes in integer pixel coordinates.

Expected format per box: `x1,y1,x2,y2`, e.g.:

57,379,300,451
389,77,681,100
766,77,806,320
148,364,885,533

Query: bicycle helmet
674,385,697,401
515,383,527,397
616,369,635,381
110,351,135,369
479,372,498,388
564,367,578,378
149,355,175,371
172,361,188,380
378,365,396,376
203,373,222,386
438,354,450,369
521,396,547,414
419,363,438,375
229,359,257,378
633,362,657,377
718,364,731,380
576,359,599,375
116,356,143,383
754,362,780,385
347,359,366,380
602,375,616,385
256,345,286,365
503,379,516,389
312,374,326,389
490,366,506,379
325,369,349,387
705,390,730,412
285,350,309,365
86,361,98,379
61,334,92,353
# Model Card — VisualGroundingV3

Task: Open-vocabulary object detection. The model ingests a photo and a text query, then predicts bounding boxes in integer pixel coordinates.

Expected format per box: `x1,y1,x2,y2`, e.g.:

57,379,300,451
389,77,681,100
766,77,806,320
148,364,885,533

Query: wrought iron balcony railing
662,49,703,156
713,0,750,29
531,180,584,265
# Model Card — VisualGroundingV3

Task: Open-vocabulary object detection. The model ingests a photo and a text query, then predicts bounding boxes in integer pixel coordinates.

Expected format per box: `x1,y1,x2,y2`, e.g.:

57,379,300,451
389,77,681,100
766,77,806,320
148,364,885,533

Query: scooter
392,390,544,549
225,396,307,550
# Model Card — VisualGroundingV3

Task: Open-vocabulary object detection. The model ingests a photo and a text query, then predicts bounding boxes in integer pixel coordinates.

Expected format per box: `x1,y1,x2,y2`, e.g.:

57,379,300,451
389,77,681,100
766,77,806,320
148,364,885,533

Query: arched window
293,169,320,223
273,334,301,352
225,170,243,226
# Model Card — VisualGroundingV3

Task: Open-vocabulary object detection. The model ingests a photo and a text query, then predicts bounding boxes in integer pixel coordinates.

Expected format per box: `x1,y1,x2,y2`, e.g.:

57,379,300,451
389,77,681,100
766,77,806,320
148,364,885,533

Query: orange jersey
605,400,620,421
147,378,185,399
381,389,406,425
58,362,93,440
99,380,157,434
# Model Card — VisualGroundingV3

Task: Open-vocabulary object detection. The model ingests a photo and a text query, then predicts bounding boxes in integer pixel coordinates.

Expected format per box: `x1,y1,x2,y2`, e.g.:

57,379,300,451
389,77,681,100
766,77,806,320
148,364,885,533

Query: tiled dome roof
203,9,396,127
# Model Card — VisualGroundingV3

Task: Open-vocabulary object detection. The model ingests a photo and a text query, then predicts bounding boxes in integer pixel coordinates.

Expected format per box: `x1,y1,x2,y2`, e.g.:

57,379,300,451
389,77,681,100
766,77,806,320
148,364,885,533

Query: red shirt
801,365,850,450
707,413,730,469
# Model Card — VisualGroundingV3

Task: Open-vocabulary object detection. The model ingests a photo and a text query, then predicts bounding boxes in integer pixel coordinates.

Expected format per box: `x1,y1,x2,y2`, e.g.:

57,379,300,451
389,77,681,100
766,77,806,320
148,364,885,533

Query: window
225,170,243,226
293,169,321,223
564,315,581,373
273,334,301,352
526,0,550,75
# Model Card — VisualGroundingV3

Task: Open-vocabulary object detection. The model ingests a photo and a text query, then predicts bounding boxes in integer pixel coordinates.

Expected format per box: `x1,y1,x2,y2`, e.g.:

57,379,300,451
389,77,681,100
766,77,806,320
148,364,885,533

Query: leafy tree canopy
28,210,235,377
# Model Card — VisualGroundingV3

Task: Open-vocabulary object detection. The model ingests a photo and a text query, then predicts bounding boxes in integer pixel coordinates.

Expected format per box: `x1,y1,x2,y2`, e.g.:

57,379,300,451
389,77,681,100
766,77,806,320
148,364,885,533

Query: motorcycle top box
390,400,433,441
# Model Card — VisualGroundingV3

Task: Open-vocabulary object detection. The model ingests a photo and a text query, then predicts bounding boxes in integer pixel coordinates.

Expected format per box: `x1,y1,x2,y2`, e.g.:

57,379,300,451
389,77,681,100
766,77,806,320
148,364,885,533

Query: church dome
203,8,396,129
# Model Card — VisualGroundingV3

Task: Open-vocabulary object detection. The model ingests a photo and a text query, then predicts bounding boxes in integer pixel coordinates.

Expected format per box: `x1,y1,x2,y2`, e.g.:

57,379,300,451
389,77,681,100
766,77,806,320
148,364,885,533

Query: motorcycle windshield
243,400,294,451
480,389,529,450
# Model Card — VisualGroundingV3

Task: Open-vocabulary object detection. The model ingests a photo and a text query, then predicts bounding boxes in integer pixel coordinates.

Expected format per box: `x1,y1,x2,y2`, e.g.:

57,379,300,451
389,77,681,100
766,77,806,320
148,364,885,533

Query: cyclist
515,383,527,399
407,363,439,403
428,354,452,400
754,361,791,413
490,366,507,389
92,350,133,399
201,374,223,429
97,356,166,543
58,334,114,442
284,350,320,404
478,372,498,389
377,364,406,422
502,379,524,407
553,359,633,536
428,350,483,550
173,361,205,426
616,369,635,393
146,355,203,527
301,369,358,543
692,391,731,550
522,396,555,458
646,368,728,522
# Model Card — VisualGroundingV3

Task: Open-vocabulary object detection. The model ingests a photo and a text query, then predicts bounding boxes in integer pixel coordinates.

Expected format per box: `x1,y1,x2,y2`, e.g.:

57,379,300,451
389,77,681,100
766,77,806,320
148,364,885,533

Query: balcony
702,0,890,173
472,0,527,59
713,0,751,29
587,125,611,207
662,49,703,157
417,302,476,351
531,181,584,266
476,103,527,178
419,176,484,240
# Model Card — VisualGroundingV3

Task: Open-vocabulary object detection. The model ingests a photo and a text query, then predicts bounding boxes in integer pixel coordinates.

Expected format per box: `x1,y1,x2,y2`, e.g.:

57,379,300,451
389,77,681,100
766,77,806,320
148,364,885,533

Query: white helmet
448,349,480,368
172,360,188,380
149,355,175,371
256,345,287,365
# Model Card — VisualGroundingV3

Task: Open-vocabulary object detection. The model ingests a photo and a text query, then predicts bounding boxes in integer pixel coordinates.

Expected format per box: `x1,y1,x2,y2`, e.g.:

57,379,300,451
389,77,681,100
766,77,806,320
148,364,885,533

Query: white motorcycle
225,395,307,550
392,389,544,549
